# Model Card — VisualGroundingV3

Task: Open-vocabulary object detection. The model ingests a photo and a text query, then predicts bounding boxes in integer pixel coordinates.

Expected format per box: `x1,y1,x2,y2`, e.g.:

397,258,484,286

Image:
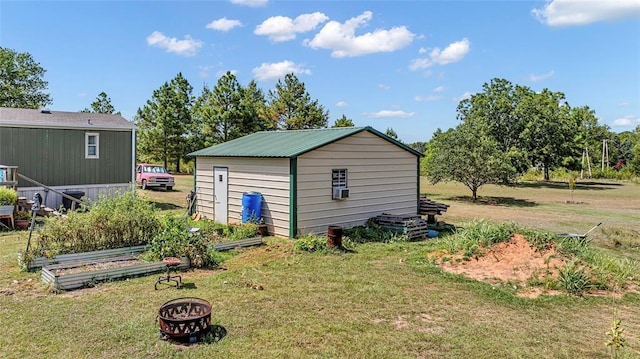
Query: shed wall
0,127,132,186
297,131,418,235
195,157,290,237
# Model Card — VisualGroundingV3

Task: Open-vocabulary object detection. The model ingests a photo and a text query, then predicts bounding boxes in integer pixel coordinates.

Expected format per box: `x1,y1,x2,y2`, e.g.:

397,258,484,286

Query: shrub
144,215,215,268
0,187,17,205
29,192,160,258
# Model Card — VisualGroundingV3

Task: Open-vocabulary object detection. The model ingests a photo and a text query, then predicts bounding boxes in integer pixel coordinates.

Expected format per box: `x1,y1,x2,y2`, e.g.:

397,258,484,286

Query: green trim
416,157,421,212
289,157,297,238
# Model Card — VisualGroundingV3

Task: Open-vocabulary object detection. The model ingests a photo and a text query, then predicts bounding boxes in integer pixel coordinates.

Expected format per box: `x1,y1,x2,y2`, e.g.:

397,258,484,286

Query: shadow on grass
514,181,621,190
149,201,182,210
447,196,538,207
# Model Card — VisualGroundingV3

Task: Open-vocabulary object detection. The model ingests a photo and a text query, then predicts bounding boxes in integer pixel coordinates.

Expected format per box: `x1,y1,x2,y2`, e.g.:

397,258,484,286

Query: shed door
214,167,228,224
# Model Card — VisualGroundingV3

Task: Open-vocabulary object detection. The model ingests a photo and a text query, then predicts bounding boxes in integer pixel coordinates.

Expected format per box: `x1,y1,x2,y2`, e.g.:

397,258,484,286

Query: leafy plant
27,192,160,259
343,218,406,244
605,308,626,358
144,215,215,268
0,187,17,205
557,259,592,295
294,234,329,253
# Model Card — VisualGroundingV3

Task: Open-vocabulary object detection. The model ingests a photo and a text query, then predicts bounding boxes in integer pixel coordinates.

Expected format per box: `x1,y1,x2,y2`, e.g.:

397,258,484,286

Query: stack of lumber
375,213,432,241
17,197,63,217
419,196,450,224
419,196,450,215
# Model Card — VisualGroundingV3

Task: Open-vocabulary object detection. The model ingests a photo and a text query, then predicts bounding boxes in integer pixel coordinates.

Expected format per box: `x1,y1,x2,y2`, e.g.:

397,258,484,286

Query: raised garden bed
42,256,189,291
33,237,264,291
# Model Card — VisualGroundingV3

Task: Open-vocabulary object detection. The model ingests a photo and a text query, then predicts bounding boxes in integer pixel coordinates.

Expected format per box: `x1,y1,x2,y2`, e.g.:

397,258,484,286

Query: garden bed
42,255,189,291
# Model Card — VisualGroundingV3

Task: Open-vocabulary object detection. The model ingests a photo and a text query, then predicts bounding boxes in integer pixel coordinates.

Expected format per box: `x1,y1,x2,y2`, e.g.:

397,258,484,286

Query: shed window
332,169,348,188
85,133,99,159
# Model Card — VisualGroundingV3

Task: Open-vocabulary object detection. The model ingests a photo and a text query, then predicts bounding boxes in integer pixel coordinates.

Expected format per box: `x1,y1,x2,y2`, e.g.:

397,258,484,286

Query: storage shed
0,107,136,208
189,126,422,237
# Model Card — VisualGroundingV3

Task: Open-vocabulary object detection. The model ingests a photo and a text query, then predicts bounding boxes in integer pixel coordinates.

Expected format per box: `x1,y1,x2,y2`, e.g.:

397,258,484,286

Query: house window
332,169,348,188
85,133,99,159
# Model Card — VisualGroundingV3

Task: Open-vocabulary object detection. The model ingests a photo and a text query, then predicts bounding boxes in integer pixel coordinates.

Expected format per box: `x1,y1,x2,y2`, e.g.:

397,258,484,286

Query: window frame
331,168,348,189
85,132,99,159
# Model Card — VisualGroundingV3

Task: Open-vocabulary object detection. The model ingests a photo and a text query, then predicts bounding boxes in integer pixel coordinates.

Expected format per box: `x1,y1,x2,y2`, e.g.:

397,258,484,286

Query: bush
0,187,17,205
557,259,592,295
29,192,160,258
144,215,216,268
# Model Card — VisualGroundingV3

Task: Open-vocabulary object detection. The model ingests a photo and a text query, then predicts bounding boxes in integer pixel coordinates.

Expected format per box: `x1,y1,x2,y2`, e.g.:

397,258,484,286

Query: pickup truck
136,164,175,190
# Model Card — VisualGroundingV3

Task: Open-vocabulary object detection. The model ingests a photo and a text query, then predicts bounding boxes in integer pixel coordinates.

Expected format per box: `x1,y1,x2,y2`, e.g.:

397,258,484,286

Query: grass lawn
1,176,639,358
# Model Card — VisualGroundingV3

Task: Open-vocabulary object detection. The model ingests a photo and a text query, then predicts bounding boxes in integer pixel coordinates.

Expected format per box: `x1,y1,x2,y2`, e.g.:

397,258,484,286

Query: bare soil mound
434,235,564,296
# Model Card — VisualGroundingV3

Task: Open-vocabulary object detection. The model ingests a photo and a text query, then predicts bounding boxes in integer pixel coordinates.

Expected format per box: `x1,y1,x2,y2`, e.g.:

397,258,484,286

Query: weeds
557,259,592,295
294,234,329,253
343,218,406,243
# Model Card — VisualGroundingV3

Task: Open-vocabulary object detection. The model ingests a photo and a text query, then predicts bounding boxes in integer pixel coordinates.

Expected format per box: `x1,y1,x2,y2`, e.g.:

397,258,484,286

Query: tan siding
194,157,290,237
297,131,418,235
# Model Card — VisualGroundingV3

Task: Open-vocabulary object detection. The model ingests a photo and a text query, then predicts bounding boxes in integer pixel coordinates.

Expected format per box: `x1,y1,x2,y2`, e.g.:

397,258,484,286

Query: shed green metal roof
188,126,422,158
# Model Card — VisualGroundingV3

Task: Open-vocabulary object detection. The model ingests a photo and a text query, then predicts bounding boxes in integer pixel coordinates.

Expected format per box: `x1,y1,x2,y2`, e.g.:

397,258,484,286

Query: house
189,126,422,237
0,107,136,208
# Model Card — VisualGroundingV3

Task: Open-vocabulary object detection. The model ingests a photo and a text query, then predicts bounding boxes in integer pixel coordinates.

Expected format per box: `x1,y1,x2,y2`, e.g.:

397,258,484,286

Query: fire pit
158,297,212,343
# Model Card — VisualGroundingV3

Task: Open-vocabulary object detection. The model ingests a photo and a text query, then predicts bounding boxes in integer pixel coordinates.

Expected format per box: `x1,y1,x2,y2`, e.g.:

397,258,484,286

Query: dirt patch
432,235,565,297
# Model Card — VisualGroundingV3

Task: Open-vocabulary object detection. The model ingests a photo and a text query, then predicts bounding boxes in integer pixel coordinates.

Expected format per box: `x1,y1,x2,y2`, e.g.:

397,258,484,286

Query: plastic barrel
241,192,262,223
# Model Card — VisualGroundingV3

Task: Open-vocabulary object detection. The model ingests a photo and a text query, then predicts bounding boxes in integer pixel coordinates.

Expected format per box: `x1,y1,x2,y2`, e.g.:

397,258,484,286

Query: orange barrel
327,225,343,247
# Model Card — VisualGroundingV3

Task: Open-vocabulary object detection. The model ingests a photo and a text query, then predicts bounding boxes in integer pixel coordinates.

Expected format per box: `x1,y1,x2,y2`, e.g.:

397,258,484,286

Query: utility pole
581,148,592,179
601,139,609,172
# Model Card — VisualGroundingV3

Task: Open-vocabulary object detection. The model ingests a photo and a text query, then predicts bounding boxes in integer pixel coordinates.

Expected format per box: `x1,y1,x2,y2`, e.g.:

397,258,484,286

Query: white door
214,167,228,224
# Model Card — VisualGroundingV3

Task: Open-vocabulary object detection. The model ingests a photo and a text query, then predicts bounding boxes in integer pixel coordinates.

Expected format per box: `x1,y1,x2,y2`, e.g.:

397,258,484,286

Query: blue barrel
241,192,262,223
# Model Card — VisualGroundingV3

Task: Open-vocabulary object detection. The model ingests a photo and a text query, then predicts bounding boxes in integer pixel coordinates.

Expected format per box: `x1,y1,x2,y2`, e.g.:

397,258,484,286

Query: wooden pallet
375,214,432,241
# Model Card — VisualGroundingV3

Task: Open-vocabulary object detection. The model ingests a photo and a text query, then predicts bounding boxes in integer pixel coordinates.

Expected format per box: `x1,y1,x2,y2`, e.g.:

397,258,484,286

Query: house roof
188,126,423,158
0,107,135,130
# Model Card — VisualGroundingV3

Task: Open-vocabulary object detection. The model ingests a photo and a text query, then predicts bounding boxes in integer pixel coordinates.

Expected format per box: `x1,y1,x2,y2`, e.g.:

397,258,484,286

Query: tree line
1,47,638,190
424,78,640,199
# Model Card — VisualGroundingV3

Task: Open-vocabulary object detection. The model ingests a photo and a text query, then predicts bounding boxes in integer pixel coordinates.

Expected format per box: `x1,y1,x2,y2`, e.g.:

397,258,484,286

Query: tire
142,180,147,190
167,186,173,191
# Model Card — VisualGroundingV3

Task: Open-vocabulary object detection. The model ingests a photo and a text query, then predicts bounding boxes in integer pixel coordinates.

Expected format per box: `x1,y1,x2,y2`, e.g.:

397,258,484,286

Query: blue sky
2,0,639,143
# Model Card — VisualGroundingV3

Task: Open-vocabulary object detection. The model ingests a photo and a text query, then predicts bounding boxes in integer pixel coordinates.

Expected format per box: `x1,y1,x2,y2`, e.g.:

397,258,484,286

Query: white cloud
230,0,267,7
619,101,630,107
613,114,640,126
304,11,415,57
336,101,348,107
378,84,390,90
529,70,555,82
532,0,640,26
409,38,470,70
418,47,427,54
366,110,416,118
415,95,442,102
433,85,445,93
255,12,328,42
146,31,203,56
252,60,311,81
206,17,243,32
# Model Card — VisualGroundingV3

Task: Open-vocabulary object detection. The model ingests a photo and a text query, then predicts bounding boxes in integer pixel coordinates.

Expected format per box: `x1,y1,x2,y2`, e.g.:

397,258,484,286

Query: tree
457,78,530,175
81,92,120,114
424,121,516,201
385,127,399,140
264,73,329,130
135,73,193,172
192,74,270,148
0,47,52,109
516,89,574,181
332,115,354,128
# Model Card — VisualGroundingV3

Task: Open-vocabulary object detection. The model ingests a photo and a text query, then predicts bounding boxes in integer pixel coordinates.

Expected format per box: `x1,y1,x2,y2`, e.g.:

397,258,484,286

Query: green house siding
0,127,132,187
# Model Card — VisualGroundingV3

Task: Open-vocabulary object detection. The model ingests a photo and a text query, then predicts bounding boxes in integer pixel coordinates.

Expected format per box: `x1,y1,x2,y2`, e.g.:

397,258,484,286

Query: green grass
0,177,639,358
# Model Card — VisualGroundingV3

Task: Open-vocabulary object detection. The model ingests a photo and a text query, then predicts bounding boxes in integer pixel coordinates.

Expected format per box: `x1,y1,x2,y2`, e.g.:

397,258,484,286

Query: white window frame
332,169,348,188
85,132,99,159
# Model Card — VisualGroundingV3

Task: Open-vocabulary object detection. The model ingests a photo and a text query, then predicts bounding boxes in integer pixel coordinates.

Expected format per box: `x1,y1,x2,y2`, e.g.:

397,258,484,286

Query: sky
1,0,639,143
